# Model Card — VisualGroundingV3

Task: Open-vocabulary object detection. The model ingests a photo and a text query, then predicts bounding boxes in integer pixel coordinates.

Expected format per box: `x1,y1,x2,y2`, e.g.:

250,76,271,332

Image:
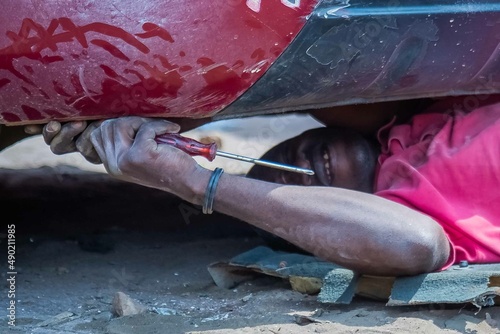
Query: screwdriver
155,133,315,175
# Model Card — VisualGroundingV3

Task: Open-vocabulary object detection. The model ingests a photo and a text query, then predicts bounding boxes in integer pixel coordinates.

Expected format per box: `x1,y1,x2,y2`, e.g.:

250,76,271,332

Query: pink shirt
374,97,500,270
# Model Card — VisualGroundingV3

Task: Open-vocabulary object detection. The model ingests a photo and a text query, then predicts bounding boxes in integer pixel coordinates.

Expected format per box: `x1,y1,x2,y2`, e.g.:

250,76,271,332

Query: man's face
247,127,378,193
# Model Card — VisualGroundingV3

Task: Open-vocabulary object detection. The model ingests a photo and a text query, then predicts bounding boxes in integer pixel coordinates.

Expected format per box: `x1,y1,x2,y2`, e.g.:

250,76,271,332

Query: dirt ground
1,115,499,334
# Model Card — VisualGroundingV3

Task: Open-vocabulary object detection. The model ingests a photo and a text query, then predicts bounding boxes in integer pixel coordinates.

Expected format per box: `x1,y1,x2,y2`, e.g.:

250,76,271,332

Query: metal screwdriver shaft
215,151,315,175
155,133,315,176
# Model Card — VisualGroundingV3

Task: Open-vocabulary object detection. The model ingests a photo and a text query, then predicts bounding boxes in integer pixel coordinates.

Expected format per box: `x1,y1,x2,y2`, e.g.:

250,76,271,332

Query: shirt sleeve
374,99,500,270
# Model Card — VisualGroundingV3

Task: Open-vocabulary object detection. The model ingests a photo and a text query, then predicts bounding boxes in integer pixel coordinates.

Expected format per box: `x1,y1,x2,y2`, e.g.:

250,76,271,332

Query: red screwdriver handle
155,133,218,161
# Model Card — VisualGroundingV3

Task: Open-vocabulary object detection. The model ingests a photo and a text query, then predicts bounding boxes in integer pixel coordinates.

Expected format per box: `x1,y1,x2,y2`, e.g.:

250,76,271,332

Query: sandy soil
3,227,500,334
1,115,499,334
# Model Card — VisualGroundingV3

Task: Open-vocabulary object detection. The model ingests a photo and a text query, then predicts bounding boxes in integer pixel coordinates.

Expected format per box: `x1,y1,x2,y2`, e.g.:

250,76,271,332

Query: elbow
402,224,451,276
343,222,451,277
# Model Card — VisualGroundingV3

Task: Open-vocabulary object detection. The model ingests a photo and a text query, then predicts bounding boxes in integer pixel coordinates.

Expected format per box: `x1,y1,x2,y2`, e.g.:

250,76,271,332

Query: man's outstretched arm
203,178,450,276
89,117,451,277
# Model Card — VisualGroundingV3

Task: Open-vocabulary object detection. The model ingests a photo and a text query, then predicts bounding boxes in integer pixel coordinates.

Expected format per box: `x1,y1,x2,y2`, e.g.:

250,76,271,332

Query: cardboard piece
208,246,500,307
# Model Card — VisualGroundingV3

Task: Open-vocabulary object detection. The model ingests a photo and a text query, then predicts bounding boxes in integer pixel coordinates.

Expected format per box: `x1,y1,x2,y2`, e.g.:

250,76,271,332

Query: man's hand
30,117,214,164
90,117,205,201
26,121,103,164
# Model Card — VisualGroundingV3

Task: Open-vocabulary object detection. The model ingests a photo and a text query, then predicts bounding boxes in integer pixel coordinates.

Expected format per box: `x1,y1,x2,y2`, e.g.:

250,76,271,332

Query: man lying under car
27,95,500,276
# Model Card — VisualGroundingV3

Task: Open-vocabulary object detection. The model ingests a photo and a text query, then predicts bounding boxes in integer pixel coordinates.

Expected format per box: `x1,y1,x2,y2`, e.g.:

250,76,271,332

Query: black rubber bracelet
202,167,224,214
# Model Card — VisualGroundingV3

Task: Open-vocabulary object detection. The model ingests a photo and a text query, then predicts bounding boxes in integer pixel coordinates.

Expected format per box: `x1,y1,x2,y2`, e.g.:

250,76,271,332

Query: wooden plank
489,276,500,287
488,276,500,305
355,276,395,301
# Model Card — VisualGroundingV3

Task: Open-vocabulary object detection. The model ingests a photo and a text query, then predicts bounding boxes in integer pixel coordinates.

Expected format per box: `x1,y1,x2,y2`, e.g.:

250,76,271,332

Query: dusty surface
2,225,500,334
1,115,499,334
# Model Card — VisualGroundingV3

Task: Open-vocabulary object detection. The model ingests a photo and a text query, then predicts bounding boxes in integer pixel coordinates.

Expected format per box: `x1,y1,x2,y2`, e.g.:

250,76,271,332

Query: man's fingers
49,121,87,154
90,126,106,165
24,125,43,135
134,117,181,134
160,120,181,134
76,121,103,164
134,120,180,148
89,117,143,171
89,117,181,174
42,121,62,145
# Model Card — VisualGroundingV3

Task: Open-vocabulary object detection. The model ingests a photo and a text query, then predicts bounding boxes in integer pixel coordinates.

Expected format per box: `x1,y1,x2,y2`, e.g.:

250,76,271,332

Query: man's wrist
183,166,212,206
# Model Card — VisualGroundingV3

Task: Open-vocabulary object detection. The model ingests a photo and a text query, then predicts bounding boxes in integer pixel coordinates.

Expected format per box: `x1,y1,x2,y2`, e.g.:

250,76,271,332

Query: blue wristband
202,168,224,214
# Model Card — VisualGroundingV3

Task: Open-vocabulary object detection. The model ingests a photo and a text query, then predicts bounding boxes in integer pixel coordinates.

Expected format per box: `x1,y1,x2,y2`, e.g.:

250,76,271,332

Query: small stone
289,276,322,295
355,309,370,317
37,311,75,327
293,314,329,326
312,308,324,317
153,307,177,315
112,292,147,317
242,293,253,302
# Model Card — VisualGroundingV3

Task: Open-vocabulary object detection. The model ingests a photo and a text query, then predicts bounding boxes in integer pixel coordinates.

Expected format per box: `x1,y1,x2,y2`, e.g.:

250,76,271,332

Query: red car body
1,0,499,125
0,0,316,125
